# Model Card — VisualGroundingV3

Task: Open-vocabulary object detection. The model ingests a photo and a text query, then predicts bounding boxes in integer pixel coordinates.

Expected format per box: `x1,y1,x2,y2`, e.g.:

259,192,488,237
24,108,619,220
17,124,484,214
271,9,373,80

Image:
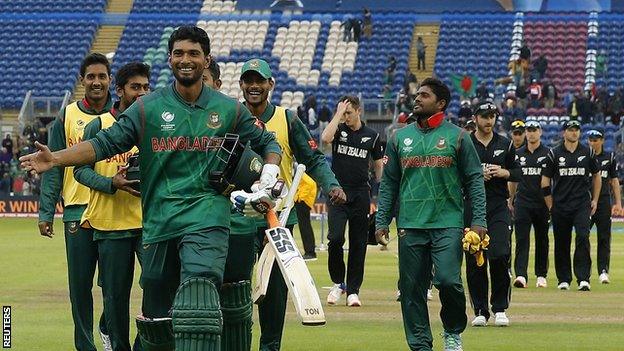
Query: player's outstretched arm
20,141,96,174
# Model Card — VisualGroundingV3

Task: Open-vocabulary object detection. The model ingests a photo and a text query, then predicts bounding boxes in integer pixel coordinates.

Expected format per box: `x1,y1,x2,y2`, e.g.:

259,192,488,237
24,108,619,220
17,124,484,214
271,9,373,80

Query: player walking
38,53,112,351
541,120,601,291
74,62,150,351
466,102,520,327
21,26,282,351
376,78,487,351
321,96,383,307
510,120,551,288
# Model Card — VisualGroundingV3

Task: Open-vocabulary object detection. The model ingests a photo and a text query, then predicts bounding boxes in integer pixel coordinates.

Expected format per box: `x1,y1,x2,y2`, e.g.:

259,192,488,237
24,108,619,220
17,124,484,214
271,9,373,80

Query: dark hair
338,95,360,108
419,78,451,111
115,62,151,88
206,58,220,81
168,26,211,56
80,53,110,77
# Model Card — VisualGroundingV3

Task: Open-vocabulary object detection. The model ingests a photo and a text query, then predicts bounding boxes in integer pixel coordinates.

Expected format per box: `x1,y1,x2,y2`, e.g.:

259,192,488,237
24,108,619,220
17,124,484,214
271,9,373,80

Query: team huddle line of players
18,25,619,351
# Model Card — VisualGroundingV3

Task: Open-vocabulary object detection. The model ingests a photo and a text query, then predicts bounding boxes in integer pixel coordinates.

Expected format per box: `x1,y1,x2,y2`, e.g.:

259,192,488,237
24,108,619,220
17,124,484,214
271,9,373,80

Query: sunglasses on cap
564,120,581,130
476,102,498,113
587,129,604,138
525,121,541,129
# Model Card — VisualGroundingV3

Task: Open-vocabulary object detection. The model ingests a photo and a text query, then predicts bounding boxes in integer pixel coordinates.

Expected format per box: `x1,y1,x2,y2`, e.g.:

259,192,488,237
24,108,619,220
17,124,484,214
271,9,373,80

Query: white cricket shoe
327,283,345,305
346,293,361,307
557,282,570,290
494,312,509,327
396,290,401,301
99,330,112,351
599,272,610,284
536,276,547,288
427,289,433,301
471,315,487,327
578,281,591,291
513,276,527,288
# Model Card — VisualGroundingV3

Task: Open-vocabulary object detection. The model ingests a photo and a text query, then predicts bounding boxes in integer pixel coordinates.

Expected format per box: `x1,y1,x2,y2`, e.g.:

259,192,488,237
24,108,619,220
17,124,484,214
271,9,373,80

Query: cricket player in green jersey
375,78,487,351
21,26,282,351
74,62,151,351
38,52,112,351
227,59,345,351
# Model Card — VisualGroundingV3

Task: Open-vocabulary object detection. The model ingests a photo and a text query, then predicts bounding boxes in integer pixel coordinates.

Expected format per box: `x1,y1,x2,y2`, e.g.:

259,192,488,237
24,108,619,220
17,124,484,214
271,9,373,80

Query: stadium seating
0,0,106,13
0,17,99,108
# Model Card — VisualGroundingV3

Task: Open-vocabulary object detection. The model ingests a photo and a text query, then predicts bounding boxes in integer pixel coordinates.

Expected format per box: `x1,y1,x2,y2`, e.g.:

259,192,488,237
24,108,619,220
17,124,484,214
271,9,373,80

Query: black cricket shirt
593,150,618,204
515,143,550,208
331,122,383,190
543,143,599,210
470,132,521,202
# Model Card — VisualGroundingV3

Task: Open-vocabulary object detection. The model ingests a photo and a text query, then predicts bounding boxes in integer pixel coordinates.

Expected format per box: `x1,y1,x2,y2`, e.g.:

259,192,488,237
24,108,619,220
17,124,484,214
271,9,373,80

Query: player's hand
251,164,280,193
613,203,623,215
231,182,287,217
38,221,54,238
507,198,515,217
482,164,492,181
487,164,509,179
375,228,389,245
591,200,598,216
329,187,347,205
470,225,488,240
19,141,56,174
112,166,140,197
335,100,351,122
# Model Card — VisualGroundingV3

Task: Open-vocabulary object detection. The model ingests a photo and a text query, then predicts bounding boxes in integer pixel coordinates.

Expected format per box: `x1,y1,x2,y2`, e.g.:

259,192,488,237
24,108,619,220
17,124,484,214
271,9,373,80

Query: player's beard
173,67,203,87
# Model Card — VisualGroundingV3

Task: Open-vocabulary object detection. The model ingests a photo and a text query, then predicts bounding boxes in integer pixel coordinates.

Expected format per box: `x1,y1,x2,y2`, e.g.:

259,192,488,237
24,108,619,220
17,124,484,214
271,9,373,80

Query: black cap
473,102,499,116
562,120,581,131
587,129,604,138
525,120,541,129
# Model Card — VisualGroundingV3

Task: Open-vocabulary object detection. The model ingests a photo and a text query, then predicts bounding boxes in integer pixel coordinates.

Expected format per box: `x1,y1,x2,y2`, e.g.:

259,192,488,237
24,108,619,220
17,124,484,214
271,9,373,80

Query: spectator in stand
2,134,13,156
563,89,575,109
458,100,473,126
533,54,548,81
12,174,23,195
503,98,524,131
22,176,32,196
416,37,427,70
516,79,529,111
384,68,394,86
519,42,531,68
318,99,332,132
596,50,608,80
568,93,580,121
351,18,361,42
406,71,418,97
297,104,308,123
387,56,397,74
476,83,489,101
396,93,412,115
542,80,558,109
577,91,594,123
528,79,543,108
0,147,11,164
362,8,372,39
0,173,10,194
607,90,622,124
341,15,353,42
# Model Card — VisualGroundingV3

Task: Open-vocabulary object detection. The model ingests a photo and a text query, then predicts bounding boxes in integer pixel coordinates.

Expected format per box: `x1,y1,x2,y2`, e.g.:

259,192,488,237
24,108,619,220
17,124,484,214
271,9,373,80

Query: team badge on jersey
382,155,388,165
602,160,610,166
404,138,413,146
494,149,504,157
207,112,222,129
577,156,586,162
250,158,263,173
558,156,566,166
435,137,446,150
68,221,79,234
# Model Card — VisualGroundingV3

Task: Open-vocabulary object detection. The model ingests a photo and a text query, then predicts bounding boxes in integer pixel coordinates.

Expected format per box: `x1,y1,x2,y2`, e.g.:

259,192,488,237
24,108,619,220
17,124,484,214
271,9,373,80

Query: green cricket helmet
209,133,264,196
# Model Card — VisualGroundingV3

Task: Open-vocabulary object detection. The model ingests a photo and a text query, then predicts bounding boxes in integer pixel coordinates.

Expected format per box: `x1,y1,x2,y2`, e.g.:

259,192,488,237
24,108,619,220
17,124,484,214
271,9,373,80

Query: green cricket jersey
376,116,486,230
88,84,281,244
39,97,113,223
230,102,341,235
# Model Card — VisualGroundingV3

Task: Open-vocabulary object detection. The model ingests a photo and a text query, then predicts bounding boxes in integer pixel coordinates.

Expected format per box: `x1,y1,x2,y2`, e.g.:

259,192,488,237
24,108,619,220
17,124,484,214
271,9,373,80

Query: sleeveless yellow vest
81,114,142,231
265,106,294,187
62,102,98,206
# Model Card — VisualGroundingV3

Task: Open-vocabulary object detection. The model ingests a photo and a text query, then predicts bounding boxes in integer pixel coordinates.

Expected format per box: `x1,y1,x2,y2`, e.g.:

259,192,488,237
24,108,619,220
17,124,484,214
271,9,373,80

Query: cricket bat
253,164,326,326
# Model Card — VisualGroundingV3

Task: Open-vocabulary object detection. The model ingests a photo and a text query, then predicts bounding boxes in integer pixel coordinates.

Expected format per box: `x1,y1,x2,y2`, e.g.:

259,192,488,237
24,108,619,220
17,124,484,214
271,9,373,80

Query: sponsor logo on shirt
404,138,413,146
340,131,348,142
336,144,368,158
161,111,176,131
558,168,586,176
522,167,541,176
519,156,526,166
601,170,608,178
558,156,566,167
401,155,453,168
77,119,85,126
161,111,175,122
493,149,504,157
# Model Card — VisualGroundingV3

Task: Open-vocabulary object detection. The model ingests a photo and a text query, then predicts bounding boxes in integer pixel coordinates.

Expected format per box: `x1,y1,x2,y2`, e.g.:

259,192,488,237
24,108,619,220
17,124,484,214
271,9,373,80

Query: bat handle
266,210,280,228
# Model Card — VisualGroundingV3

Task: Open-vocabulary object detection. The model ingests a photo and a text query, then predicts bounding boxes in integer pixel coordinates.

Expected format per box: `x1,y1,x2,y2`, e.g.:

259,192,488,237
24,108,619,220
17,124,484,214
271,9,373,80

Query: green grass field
1,218,624,350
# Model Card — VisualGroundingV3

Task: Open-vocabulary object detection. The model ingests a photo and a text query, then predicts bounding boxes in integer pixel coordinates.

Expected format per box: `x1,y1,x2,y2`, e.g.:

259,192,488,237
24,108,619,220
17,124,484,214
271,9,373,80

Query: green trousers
254,225,294,351
139,228,229,319
97,232,143,351
64,221,104,351
398,228,467,351
223,234,256,284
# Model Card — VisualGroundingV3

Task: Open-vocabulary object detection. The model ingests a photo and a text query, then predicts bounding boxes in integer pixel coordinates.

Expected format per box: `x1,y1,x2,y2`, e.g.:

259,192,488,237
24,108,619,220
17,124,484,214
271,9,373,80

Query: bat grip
266,210,280,228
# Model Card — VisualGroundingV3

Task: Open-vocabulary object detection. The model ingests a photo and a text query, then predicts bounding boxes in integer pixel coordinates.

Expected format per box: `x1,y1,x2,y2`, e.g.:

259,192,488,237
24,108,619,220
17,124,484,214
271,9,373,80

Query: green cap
241,59,272,79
